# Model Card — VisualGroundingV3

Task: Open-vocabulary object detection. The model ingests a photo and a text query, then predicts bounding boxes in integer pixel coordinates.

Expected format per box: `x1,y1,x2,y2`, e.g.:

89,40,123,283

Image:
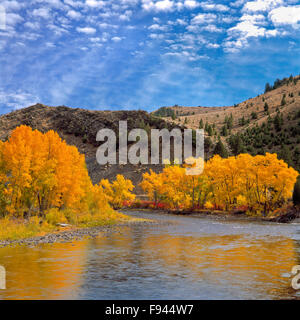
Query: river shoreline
0,217,161,249
123,206,300,223
1,206,299,248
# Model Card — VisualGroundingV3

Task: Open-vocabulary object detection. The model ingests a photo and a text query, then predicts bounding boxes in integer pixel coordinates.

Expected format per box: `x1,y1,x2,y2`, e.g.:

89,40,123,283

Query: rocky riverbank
0,218,160,248
123,206,300,223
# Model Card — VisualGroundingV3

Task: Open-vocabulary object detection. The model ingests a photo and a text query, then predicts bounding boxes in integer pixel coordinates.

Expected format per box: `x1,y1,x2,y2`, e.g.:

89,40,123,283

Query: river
0,210,300,300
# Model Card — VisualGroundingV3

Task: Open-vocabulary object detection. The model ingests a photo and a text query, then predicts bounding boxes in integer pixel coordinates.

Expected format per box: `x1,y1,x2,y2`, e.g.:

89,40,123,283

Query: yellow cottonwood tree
140,153,299,215
0,125,112,217
100,175,136,209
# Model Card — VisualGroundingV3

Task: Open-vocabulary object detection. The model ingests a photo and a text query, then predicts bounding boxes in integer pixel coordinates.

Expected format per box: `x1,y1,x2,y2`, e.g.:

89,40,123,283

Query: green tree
228,134,246,156
274,112,283,132
251,112,258,119
265,83,272,93
221,125,228,136
278,145,294,167
264,102,269,113
293,176,300,206
199,119,204,129
204,137,212,153
213,139,228,158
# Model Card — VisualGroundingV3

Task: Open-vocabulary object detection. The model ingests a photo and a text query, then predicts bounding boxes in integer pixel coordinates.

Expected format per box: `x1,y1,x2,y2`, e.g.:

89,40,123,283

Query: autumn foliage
100,174,136,209
0,126,134,224
140,154,299,216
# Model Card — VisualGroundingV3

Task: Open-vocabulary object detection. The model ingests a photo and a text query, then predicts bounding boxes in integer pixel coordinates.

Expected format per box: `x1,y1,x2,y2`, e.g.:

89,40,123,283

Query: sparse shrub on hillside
238,116,249,126
251,112,258,120
264,74,300,93
264,102,269,113
153,107,176,119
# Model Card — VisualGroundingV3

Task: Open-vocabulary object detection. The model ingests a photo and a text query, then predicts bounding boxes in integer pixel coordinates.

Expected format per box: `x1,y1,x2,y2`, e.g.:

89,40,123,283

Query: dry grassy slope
159,77,300,133
155,77,300,154
0,104,182,193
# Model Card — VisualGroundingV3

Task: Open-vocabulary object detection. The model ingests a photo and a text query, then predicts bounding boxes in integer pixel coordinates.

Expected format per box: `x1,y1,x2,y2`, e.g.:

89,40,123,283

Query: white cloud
184,0,199,9
230,0,246,8
32,0,67,10
167,18,187,26
1,0,24,11
85,0,106,8
111,36,122,42
45,42,56,48
24,21,40,29
223,39,245,52
32,8,51,19
202,24,223,32
191,13,217,24
229,20,266,37
48,23,69,36
242,0,283,12
207,43,220,48
76,26,96,34
240,13,266,25
5,13,23,26
142,0,174,12
224,10,281,52
90,37,101,42
200,2,230,12
119,10,133,21
149,23,168,31
176,18,187,25
265,29,279,36
64,0,85,7
149,33,164,39
67,10,82,19
0,91,40,111
269,5,300,28
221,16,237,23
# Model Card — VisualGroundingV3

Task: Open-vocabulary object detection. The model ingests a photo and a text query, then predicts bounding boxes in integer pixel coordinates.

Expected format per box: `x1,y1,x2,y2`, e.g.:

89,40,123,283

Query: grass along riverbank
0,215,158,248
0,208,132,241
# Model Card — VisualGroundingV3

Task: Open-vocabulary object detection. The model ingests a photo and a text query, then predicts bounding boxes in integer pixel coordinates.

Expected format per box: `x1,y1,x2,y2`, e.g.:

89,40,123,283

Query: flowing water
0,210,300,300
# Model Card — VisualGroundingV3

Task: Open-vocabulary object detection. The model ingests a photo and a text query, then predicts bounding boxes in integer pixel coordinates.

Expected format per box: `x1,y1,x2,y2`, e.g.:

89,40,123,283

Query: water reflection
0,212,299,299
0,242,87,299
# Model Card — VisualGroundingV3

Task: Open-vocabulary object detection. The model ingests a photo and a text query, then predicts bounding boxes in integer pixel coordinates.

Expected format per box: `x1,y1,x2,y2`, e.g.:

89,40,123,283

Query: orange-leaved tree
99,174,136,209
140,154,298,215
0,125,110,217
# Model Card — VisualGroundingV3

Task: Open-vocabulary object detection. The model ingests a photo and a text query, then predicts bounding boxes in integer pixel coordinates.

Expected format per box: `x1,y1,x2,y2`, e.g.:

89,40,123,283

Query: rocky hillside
153,74,300,171
0,104,182,193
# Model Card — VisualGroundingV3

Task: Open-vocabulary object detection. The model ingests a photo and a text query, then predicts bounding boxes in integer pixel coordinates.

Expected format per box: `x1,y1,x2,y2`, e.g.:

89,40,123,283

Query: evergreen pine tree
213,139,229,158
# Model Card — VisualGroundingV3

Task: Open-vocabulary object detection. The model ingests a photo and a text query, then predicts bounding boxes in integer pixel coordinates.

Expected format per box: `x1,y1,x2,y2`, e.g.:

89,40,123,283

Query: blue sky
0,0,299,114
